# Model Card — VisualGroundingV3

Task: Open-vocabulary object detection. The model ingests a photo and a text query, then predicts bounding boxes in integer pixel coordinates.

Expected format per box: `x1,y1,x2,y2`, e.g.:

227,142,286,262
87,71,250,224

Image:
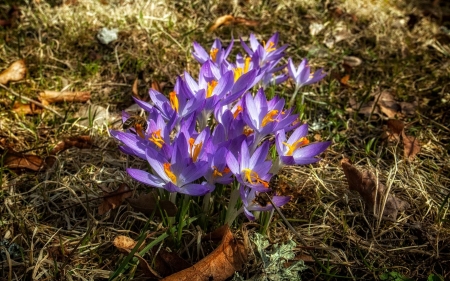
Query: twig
0,83,64,117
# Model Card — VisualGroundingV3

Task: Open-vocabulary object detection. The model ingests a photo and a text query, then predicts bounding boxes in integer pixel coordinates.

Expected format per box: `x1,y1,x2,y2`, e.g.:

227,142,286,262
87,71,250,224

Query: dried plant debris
162,225,247,281
38,90,91,103
113,235,161,279
402,131,421,161
0,59,27,84
341,158,410,220
232,233,307,281
208,15,258,32
3,150,44,171
348,91,417,118
98,183,133,215
50,135,94,155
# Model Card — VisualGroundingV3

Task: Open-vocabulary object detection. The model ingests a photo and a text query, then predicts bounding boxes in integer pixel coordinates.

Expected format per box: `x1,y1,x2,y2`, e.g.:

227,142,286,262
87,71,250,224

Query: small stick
0,83,64,117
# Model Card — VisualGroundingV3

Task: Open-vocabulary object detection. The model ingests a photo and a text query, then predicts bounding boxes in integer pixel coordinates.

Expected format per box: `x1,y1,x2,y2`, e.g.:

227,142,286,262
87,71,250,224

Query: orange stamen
210,48,218,62
283,137,310,156
243,168,269,188
207,80,218,98
261,110,279,127
189,138,202,162
169,91,179,113
233,105,243,119
163,163,177,184
148,129,164,148
263,41,276,52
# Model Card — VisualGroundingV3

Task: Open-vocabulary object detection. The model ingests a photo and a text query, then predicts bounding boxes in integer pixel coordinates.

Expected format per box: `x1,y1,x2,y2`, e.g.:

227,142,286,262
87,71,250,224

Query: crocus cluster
111,33,330,223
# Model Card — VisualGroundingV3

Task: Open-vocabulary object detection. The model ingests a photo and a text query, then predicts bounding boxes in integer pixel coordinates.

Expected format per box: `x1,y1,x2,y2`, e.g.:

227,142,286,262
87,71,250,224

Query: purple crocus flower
287,58,326,89
275,124,331,166
127,133,213,196
243,89,298,148
240,33,288,66
192,38,233,67
239,186,291,221
226,140,272,192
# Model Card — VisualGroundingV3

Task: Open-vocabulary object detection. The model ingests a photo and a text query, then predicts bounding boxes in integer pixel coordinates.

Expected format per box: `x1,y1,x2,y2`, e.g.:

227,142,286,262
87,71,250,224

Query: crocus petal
127,168,165,188
226,151,240,175
179,183,212,196
293,141,331,158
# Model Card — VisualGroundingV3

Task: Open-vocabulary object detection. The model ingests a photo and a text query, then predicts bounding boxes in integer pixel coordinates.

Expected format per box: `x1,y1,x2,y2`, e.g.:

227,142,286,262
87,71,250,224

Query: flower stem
224,185,242,225
288,86,301,108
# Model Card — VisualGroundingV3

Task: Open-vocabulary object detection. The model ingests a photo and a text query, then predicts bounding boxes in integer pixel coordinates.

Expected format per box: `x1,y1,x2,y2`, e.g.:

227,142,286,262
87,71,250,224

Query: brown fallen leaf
12,101,45,115
126,192,178,217
151,80,163,93
0,60,27,85
50,135,93,155
113,235,137,251
340,74,350,86
384,119,405,142
4,150,44,171
98,184,133,215
402,131,420,161
132,78,139,98
208,15,235,32
343,56,362,68
113,235,161,278
38,90,91,103
162,225,247,281
378,91,401,118
341,158,409,220
152,249,192,277
233,17,259,27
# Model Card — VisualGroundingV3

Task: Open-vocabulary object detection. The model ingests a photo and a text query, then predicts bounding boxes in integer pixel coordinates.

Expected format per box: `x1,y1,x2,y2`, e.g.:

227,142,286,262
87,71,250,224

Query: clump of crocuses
111,33,330,225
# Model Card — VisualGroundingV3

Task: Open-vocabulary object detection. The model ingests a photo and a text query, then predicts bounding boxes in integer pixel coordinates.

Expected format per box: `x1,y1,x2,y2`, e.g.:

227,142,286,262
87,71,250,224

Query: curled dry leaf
98,183,133,215
0,60,27,85
384,119,405,142
126,192,178,217
50,135,93,155
4,151,44,171
341,158,409,220
132,78,139,98
343,56,362,68
12,101,45,115
162,225,247,281
402,131,420,161
208,15,258,32
208,15,235,32
113,235,137,251
113,235,161,278
233,17,259,27
38,90,91,103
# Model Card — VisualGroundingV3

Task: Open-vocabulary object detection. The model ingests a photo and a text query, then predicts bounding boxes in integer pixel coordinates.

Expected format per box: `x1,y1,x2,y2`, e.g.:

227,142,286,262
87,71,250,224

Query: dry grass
1,0,449,280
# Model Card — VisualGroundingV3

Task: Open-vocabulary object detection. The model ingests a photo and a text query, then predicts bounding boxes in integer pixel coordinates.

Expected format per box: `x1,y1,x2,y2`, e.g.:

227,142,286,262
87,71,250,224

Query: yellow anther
169,91,179,113
189,138,202,162
244,57,251,73
210,48,219,62
263,41,276,52
163,163,177,184
283,137,309,156
261,110,279,127
148,129,164,148
243,168,269,188
207,80,218,98
233,67,243,82
233,105,243,119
